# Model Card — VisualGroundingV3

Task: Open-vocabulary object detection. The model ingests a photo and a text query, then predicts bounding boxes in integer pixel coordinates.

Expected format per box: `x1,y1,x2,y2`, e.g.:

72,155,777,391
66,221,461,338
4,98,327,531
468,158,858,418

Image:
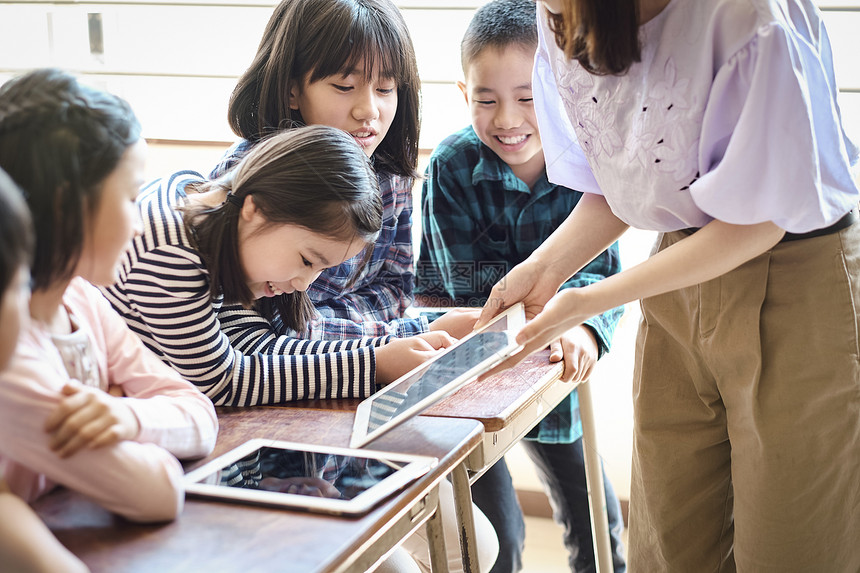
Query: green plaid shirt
415,126,623,443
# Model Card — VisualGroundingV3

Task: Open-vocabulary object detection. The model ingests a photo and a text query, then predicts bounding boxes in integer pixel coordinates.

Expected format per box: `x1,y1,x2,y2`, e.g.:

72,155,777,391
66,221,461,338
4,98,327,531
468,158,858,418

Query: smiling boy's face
459,44,545,186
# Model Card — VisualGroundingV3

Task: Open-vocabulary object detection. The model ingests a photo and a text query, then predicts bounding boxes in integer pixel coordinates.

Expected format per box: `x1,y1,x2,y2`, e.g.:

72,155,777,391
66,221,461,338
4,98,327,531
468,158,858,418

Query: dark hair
227,0,420,177
0,168,34,295
0,68,141,291
547,0,641,76
461,0,538,73
183,124,383,333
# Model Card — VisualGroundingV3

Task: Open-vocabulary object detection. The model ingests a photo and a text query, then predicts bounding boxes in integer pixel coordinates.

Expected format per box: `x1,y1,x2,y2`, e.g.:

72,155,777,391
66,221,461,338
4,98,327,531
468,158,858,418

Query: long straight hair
547,0,641,76
228,0,420,177
0,68,141,291
182,125,383,332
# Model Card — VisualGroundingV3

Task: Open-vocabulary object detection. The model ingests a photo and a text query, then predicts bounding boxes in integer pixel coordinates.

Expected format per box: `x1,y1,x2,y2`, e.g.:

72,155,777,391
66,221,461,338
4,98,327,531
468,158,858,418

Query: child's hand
44,382,141,458
548,325,599,384
428,308,481,339
374,331,456,385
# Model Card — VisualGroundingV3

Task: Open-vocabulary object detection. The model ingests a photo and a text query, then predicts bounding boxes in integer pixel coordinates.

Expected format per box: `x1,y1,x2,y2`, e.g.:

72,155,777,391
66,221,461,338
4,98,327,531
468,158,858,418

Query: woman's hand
428,308,482,339
475,258,566,328
44,382,141,458
472,261,579,381
374,331,457,385
480,286,600,381
549,324,599,383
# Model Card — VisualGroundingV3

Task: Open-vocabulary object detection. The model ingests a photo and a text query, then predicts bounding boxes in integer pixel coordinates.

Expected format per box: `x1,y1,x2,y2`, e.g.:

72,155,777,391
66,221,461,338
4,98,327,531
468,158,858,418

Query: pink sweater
0,278,218,522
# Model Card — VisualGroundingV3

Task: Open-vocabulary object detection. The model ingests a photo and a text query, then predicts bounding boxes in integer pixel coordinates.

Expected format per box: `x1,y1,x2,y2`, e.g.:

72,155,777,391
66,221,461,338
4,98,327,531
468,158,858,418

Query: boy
415,1,626,571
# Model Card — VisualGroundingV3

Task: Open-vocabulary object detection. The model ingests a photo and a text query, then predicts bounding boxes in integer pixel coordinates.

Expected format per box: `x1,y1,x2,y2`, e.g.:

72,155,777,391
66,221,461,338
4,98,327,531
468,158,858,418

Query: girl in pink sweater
0,69,217,523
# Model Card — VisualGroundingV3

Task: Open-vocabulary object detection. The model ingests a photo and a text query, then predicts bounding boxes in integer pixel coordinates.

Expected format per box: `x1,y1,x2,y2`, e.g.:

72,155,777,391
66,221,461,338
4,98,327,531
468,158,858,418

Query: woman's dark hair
0,168,34,295
547,0,641,76
227,0,420,177
0,68,141,291
183,124,383,333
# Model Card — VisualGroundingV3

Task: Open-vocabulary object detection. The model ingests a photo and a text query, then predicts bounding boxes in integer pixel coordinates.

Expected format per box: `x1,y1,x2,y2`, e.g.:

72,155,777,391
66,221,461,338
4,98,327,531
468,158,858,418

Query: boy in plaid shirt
415,1,625,571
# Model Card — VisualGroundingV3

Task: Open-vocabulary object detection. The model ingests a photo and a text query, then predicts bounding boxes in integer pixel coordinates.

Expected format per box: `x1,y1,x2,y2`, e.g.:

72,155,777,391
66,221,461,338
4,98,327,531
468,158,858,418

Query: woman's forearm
575,219,786,321
495,218,787,375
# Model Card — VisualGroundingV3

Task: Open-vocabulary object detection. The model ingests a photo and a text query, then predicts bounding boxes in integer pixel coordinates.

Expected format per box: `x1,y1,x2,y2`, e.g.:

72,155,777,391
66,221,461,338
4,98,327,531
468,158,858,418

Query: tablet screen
194,446,402,500
184,440,437,515
350,303,525,448
366,330,511,432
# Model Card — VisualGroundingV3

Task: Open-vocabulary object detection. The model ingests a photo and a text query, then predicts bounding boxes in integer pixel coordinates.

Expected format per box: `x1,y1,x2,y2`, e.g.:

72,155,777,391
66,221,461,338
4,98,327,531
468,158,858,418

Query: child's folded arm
0,363,184,523
74,280,219,459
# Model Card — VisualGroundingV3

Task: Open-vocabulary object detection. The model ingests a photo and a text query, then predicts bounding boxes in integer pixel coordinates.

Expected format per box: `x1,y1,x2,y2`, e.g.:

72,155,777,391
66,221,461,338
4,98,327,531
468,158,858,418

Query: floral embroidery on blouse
554,51,702,190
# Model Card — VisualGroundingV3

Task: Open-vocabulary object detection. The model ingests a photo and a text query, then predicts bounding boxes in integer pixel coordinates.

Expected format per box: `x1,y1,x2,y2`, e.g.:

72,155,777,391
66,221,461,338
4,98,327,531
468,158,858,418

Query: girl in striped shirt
102,125,454,407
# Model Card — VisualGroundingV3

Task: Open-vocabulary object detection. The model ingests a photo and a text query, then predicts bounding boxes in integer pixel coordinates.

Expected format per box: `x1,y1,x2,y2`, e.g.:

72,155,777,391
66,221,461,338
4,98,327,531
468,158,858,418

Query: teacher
477,0,860,570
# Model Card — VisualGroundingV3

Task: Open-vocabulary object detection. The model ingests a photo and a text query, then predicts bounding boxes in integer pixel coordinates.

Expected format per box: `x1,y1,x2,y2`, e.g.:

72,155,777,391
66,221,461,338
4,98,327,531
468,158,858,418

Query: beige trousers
628,223,860,572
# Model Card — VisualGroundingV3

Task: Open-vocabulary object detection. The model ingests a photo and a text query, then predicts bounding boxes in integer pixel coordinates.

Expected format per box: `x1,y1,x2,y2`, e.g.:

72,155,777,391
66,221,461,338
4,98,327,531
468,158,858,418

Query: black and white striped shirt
101,171,383,406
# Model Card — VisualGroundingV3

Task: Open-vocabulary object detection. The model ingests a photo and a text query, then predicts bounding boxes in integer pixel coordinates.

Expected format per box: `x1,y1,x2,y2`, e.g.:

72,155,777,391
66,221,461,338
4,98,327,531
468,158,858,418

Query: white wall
1,1,858,151
0,1,480,148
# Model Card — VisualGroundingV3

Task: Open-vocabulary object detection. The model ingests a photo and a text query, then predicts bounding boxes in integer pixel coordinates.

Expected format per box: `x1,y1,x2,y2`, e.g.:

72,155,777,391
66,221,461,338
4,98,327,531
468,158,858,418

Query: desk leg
578,380,613,573
451,462,479,573
426,491,450,573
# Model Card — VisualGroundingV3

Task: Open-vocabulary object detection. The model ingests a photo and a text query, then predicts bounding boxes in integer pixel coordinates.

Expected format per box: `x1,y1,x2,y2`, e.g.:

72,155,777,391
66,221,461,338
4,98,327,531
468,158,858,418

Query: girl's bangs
307,9,404,84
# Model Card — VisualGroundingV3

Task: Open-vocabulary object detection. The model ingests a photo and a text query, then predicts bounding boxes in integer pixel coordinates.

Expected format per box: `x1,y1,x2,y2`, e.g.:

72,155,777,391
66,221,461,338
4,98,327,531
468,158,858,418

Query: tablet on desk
183,439,437,516
350,302,526,449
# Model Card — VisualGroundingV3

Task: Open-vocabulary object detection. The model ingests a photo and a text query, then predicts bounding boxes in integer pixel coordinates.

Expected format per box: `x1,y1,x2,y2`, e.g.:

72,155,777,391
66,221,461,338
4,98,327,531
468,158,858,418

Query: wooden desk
406,301,615,572
423,351,613,573
32,408,484,573
300,351,570,480
425,350,568,480
302,347,613,573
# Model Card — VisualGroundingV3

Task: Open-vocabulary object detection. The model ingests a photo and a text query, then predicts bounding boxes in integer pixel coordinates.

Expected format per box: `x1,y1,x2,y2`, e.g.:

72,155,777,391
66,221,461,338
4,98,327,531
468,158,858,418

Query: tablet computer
350,302,526,449
183,438,437,516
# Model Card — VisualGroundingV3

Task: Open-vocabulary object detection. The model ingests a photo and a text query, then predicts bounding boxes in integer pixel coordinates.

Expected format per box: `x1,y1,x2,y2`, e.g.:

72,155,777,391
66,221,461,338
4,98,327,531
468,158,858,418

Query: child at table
210,0,478,341
0,169,89,573
102,123,498,572
415,1,625,571
0,68,218,523
103,124,452,403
